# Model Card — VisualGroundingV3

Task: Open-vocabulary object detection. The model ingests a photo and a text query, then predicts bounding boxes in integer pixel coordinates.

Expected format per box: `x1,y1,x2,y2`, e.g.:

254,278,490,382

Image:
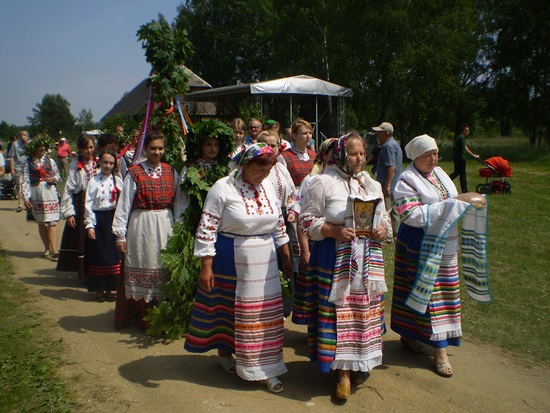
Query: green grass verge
384,160,550,363
0,249,76,413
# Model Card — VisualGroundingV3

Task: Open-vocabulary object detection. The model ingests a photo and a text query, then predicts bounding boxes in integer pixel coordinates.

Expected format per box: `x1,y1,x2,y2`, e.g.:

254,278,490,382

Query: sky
0,0,183,127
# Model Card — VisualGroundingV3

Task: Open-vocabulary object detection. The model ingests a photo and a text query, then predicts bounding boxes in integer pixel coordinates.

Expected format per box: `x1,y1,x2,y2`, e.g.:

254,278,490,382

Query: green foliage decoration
24,134,54,157
136,14,193,169
145,120,235,339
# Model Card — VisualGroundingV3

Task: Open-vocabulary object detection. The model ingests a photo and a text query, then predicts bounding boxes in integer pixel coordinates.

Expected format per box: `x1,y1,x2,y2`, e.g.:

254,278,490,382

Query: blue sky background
0,0,183,126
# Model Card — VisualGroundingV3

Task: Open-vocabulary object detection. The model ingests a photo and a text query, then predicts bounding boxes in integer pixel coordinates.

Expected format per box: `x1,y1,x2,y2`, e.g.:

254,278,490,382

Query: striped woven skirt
184,234,287,381
86,209,121,293
390,224,462,348
305,237,384,373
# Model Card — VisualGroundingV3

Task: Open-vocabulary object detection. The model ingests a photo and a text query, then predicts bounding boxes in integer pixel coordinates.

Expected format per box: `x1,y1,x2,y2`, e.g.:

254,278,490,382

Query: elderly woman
391,134,489,378
299,132,390,400
184,143,293,394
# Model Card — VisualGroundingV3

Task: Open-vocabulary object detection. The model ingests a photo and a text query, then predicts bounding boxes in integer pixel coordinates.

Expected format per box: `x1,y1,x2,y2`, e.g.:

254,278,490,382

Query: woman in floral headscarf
298,132,391,400
184,143,293,395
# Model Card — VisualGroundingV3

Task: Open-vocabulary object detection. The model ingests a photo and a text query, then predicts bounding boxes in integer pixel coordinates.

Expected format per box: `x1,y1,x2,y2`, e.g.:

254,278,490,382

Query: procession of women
6,118,491,401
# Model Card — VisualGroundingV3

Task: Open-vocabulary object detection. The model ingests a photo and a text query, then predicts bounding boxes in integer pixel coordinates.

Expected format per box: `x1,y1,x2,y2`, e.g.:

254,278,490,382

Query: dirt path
2,199,549,413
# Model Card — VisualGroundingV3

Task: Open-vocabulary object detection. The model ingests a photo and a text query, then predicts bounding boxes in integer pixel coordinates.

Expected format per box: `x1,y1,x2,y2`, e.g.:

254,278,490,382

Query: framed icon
352,198,381,238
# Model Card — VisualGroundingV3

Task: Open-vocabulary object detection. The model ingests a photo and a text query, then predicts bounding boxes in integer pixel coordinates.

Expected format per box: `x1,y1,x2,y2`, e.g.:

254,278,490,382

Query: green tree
76,108,95,132
27,94,76,139
0,121,20,141
483,0,549,144
346,0,484,142
175,0,276,86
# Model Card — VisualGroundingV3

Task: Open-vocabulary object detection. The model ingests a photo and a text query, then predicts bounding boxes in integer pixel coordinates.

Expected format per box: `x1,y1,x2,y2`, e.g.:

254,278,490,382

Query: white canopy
184,75,352,140
250,75,352,97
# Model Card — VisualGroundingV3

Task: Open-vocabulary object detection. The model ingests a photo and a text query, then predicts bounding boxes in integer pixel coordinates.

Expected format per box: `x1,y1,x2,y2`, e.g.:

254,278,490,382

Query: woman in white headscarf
391,134,489,378
298,132,390,400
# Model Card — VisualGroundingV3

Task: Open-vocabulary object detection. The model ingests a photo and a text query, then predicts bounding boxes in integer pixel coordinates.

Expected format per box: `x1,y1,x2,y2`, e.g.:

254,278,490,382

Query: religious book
352,198,381,238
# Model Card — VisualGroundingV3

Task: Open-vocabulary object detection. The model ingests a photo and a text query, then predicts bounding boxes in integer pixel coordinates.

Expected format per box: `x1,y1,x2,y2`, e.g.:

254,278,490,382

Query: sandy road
1,198,548,412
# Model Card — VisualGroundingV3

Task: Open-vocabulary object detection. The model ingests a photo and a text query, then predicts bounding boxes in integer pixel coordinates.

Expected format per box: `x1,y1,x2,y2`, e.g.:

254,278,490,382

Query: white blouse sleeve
298,175,328,241
394,177,466,229
83,178,97,229
60,167,78,219
48,157,61,184
273,209,290,249
112,173,137,241
194,180,226,258
278,163,297,209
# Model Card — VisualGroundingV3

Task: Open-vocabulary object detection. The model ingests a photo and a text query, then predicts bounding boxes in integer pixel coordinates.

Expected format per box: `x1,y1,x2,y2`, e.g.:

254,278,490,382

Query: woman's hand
25,199,32,210
67,215,76,228
371,225,387,242
330,225,356,242
198,267,215,293
456,192,487,209
286,210,297,223
87,228,96,240
281,256,293,280
299,250,310,270
116,241,126,253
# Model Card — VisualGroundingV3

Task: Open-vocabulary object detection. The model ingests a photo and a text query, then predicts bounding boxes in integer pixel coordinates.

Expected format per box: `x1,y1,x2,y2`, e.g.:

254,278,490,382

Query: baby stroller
474,156,512,194
0,158,18,200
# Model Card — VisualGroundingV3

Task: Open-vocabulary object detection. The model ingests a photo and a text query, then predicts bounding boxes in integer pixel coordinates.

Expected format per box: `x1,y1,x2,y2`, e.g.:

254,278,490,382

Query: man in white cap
372,122,402,240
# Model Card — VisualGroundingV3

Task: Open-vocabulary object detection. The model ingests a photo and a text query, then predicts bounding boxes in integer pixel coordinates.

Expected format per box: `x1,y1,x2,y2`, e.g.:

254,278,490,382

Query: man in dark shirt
449,124,479,193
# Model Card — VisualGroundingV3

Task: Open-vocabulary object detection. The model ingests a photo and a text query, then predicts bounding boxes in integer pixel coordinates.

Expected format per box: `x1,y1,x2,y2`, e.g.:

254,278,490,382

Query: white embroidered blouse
60,158,97,219
194,174,289,258
265,162,296,209
84,173,123,228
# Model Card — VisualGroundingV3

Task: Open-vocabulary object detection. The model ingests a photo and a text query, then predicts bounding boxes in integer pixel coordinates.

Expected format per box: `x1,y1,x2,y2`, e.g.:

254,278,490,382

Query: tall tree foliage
28,94,76,139
483,0,549,144
175,0,275,86
0,121,19,140
349,0,483,141
76,108,95,132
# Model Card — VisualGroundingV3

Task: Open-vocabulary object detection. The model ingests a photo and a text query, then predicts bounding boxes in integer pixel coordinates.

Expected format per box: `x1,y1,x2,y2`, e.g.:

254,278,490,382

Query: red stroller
475,156,512,194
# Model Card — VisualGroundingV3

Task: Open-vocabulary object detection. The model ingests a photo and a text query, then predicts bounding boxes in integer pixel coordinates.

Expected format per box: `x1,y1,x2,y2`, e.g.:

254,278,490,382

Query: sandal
16,207,23,212
400,337,425,354
218,356,237,375
259,377,284,394
434,357,453,378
